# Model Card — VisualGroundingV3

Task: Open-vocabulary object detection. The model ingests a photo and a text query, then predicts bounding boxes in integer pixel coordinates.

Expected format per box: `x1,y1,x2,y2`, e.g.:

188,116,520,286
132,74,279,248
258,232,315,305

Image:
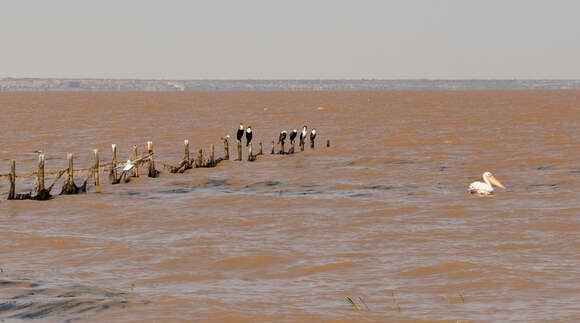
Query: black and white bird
245,126,253,146
236,123,244,142
221,134,230,142
278,130,287,144
309,129,316,142
299,125,308,145
289,129,298,144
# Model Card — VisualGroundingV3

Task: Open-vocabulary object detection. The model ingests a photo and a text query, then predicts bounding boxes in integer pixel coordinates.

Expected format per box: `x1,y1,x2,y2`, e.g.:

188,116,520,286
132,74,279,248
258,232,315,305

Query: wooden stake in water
67,153,74,186
224,139,229,160
327,139,330,147
93,149,100,188
248,142,253,161
210,144,215,166
8,160,15,200
258,141,263,155
237,140,242,161
132,145,139,177
271,140,275,154
148,141,157,177
184,139,190,167
37,154,45,194
300,140,305,152
280,141,285,155
197,148,203,167
111,144,118,184
37,154,45,192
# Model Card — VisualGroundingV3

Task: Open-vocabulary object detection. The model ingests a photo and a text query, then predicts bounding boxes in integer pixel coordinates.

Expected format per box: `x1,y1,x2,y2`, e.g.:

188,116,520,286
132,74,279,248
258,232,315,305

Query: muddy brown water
0,91,579,322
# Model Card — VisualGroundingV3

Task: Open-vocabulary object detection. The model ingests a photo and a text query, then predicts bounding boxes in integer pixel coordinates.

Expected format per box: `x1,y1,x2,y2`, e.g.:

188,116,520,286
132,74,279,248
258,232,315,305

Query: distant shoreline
2,78,580,91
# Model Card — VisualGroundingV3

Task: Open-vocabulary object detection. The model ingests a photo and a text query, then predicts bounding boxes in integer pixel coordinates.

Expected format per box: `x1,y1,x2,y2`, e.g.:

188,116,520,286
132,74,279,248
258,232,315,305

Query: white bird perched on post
299,125,308,145
469,171,505,195
236,123,244,141
245,126,253,146
309,129,316,142
278,130,287,144
289,129,297,144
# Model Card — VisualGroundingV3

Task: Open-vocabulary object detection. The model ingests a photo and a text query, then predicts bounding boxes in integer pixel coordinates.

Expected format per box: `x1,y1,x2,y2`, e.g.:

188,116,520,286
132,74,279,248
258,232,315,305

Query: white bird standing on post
278,130,287,144
236,124,244,141
469,172,505,195
289,129,298,144
299,125,308,145
245,126,253,146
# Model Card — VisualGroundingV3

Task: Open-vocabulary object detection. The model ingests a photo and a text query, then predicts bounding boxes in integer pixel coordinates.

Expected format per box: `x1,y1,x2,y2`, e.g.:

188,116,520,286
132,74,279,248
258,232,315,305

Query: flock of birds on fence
221,123,316,148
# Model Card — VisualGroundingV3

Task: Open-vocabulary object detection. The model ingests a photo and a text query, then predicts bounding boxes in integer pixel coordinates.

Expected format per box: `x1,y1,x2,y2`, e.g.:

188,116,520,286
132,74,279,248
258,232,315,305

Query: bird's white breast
469,181,493,194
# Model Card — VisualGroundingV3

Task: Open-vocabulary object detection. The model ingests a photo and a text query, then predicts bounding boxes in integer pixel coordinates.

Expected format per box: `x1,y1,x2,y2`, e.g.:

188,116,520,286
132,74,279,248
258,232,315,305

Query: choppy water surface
0,91,579,322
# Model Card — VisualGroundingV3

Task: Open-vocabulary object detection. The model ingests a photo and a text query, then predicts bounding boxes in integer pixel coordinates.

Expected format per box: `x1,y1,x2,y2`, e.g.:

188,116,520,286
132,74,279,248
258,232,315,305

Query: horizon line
3,77,580,81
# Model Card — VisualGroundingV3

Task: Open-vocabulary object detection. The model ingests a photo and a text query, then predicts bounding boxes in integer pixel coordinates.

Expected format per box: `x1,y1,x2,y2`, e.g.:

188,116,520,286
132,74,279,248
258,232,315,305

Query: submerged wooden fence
1,134,326,201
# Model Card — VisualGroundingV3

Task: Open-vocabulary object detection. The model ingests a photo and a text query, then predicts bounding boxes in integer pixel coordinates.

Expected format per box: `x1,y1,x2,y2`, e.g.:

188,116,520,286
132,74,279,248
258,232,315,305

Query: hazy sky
1,0,579,79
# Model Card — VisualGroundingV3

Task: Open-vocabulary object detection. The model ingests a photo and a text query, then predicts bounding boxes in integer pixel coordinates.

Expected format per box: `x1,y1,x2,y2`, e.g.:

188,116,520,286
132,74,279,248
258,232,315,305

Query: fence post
210,144,215,166
111,144,118,183
148,141,157,177
237,140,242,161
196,148,203,167
67,153,74,186
93,149,100,188
224,139,229,160
258,141,263,155
184,139,190,166
8,160,15,200
37,154,45,195
132,145,139,177
271,140,275,154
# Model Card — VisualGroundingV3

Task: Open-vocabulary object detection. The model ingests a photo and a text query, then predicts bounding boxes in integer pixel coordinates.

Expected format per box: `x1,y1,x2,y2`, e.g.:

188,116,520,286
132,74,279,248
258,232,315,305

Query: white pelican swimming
469,172,505,195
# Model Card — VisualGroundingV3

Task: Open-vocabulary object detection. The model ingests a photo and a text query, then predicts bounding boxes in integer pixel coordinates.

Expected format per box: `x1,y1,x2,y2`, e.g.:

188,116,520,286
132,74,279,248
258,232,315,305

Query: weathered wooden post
66,153,74,185
196,149,203,167
132,145,139,177
237,140,242,161
37,154,45,193
271,140,275,154
248,142,253,161
300,140,305,152
310,137,315,149
111,144,118,184
326,139,330,147
93,149,100,188
224,139,230,160
210,144,215,166
67,153,74,186
184,139,190,167
289,142,295,154
8,160,15,200
60,153,77,194
258,141,263,155
35,154,51,200
280,141,285,154
148,141,158,177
